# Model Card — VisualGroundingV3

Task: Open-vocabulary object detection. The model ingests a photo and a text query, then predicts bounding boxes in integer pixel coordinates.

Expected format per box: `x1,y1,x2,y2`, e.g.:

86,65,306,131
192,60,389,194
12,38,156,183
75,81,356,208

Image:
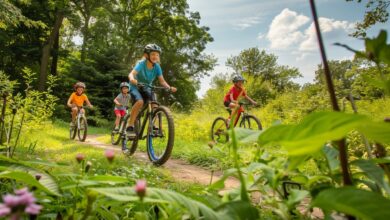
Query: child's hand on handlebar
130,79,138,85
170,87,177,93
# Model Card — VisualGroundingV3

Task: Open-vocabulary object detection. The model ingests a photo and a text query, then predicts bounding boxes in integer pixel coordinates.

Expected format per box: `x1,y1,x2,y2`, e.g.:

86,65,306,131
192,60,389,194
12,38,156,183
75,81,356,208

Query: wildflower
0,187,42,219
0,204,11,216
76,153,85,163
85,161,92,173
104,149,115,163
135,180,147,200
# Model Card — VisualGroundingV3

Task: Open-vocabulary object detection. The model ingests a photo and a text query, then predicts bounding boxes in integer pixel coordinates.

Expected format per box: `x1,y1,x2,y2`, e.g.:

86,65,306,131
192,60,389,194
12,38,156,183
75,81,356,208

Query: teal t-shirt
131,59,162,89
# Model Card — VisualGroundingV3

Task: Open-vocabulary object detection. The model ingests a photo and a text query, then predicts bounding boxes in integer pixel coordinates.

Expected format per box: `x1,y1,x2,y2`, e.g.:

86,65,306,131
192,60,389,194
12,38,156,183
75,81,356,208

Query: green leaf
312,187,390,219
0,171,60,196
258,112,368,156
216,201,260,220
87,175,128,184
351,159,390,194
234,128,262,143
358,121,390,145
0,156,60,196
322,145,339,172
287,189,309,208
91,187,223,220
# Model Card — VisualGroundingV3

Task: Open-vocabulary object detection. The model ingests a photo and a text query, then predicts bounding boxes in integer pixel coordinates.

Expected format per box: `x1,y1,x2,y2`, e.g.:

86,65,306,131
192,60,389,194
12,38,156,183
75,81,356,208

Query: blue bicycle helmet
144,44,162,54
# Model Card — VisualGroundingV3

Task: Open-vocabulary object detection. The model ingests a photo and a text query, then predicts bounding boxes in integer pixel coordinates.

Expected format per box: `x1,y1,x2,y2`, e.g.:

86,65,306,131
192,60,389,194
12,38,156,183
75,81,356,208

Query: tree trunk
80,15,90,63
50,32,60,76
38,11,64,91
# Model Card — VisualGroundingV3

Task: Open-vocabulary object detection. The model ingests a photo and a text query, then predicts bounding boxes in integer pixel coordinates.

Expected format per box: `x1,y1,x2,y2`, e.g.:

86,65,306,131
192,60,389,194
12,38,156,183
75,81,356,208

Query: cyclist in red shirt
224,75,257,125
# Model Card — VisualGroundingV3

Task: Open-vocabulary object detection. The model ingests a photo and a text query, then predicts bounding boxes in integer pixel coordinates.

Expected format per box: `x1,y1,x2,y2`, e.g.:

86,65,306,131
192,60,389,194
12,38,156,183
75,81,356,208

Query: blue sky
187,0,390,97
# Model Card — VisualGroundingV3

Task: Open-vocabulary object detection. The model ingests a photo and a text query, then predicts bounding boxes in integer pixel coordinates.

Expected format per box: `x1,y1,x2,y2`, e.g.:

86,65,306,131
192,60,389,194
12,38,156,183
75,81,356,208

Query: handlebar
137,83,171,92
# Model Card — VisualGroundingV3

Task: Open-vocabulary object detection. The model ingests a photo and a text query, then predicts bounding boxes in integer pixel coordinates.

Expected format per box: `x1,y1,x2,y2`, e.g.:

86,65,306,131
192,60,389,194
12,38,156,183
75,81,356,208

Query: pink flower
25,203,42,215
76,153,85,163
0,204,11,217
104,149,115,163
135,180,147,200
0,188,42,218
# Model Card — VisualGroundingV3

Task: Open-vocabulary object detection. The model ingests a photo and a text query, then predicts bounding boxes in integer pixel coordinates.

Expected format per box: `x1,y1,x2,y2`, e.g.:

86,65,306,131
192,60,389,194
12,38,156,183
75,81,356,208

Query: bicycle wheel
69,124,77,140
146,106,174,166
211,117,229,143
111,119,124,145
78,117,88,142
122,117,140,155
239,115,262,130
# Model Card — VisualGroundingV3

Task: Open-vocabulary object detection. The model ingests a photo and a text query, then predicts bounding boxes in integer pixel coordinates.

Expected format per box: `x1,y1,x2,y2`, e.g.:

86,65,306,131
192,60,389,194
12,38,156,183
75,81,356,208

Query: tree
226,48,301,104
346,0,390,37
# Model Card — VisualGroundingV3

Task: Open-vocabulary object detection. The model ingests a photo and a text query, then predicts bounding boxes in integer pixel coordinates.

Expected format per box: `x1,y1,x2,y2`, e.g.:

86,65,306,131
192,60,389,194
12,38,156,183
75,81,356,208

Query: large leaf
91,187,223,220
322,145,339,172
351,159,390,194
0,171,60,196
234,128,262,143
216,201,260,220
358,121,390,145
312,187,390,219
0,156,60,196
258,112,368,156
87,175,128,184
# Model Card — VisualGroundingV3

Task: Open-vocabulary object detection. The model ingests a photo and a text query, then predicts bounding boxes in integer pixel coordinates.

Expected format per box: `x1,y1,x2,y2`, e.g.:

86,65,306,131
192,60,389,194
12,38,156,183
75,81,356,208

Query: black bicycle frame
136,100,160,140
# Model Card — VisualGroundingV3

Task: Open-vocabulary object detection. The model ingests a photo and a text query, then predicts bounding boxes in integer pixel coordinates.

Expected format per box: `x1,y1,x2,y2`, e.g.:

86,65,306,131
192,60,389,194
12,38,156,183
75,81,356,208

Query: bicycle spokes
147,106,174,166
211,117,228,143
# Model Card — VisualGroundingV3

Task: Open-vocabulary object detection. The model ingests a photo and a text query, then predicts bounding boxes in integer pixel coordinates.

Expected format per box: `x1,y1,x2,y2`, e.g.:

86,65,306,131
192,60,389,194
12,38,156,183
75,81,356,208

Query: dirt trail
84,135,239,190
83,135,324,219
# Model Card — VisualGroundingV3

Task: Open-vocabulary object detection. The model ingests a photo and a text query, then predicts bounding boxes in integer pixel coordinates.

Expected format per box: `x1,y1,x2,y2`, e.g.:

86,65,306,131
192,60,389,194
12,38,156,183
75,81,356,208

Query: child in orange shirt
67,82,93,126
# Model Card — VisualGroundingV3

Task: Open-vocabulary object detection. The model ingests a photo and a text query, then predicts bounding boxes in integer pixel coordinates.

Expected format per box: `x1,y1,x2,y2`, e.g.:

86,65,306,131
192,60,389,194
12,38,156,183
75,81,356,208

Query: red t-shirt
224,86,246,102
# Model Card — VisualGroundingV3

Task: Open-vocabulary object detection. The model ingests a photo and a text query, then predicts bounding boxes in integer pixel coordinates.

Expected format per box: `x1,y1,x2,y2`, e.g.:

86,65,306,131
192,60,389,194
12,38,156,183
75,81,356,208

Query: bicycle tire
239,115,262,130
211,117,229,143
69,124,77,140
122,115,139,155
111,118,125,145
146,106,174,166
78,117,88,142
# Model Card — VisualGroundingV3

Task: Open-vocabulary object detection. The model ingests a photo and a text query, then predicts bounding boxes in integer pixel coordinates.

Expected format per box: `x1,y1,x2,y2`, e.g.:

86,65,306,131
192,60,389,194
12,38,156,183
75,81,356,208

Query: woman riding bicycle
127,44,177,143
67,82,93,127
224,75,257,126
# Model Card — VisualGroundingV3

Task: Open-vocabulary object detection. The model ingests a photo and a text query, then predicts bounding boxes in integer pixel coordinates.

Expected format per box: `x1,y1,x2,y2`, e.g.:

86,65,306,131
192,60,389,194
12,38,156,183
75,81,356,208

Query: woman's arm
157,76,177,92
128,70,138,85
67,95,73,108
114,97,121,106
245,95,257,105
85,96,93,108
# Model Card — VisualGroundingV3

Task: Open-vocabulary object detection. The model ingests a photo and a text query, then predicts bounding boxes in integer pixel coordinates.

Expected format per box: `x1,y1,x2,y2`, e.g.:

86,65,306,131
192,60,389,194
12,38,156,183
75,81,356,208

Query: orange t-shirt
69,92,88,107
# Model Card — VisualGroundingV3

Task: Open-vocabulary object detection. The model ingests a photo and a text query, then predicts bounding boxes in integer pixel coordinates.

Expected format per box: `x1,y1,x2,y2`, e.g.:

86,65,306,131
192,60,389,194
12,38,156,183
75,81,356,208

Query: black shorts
224,101,231,107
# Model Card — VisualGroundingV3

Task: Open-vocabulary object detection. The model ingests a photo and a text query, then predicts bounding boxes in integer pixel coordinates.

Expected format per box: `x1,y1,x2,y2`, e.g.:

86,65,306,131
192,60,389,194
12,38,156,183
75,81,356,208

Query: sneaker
126,126,136,137
114,127,119,132
70,121,75,127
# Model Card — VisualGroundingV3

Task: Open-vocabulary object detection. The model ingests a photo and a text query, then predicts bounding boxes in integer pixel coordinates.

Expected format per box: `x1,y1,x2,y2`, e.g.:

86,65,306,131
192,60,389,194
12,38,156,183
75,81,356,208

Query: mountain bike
111,108,129,145
211,102,262,143
122,83,174,166
69,106,88,142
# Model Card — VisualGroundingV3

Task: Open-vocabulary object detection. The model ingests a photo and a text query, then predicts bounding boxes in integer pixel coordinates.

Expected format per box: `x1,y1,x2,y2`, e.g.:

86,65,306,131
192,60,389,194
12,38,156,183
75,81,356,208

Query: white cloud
266,8,310,49
299,17,354,52
232,16,263,30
